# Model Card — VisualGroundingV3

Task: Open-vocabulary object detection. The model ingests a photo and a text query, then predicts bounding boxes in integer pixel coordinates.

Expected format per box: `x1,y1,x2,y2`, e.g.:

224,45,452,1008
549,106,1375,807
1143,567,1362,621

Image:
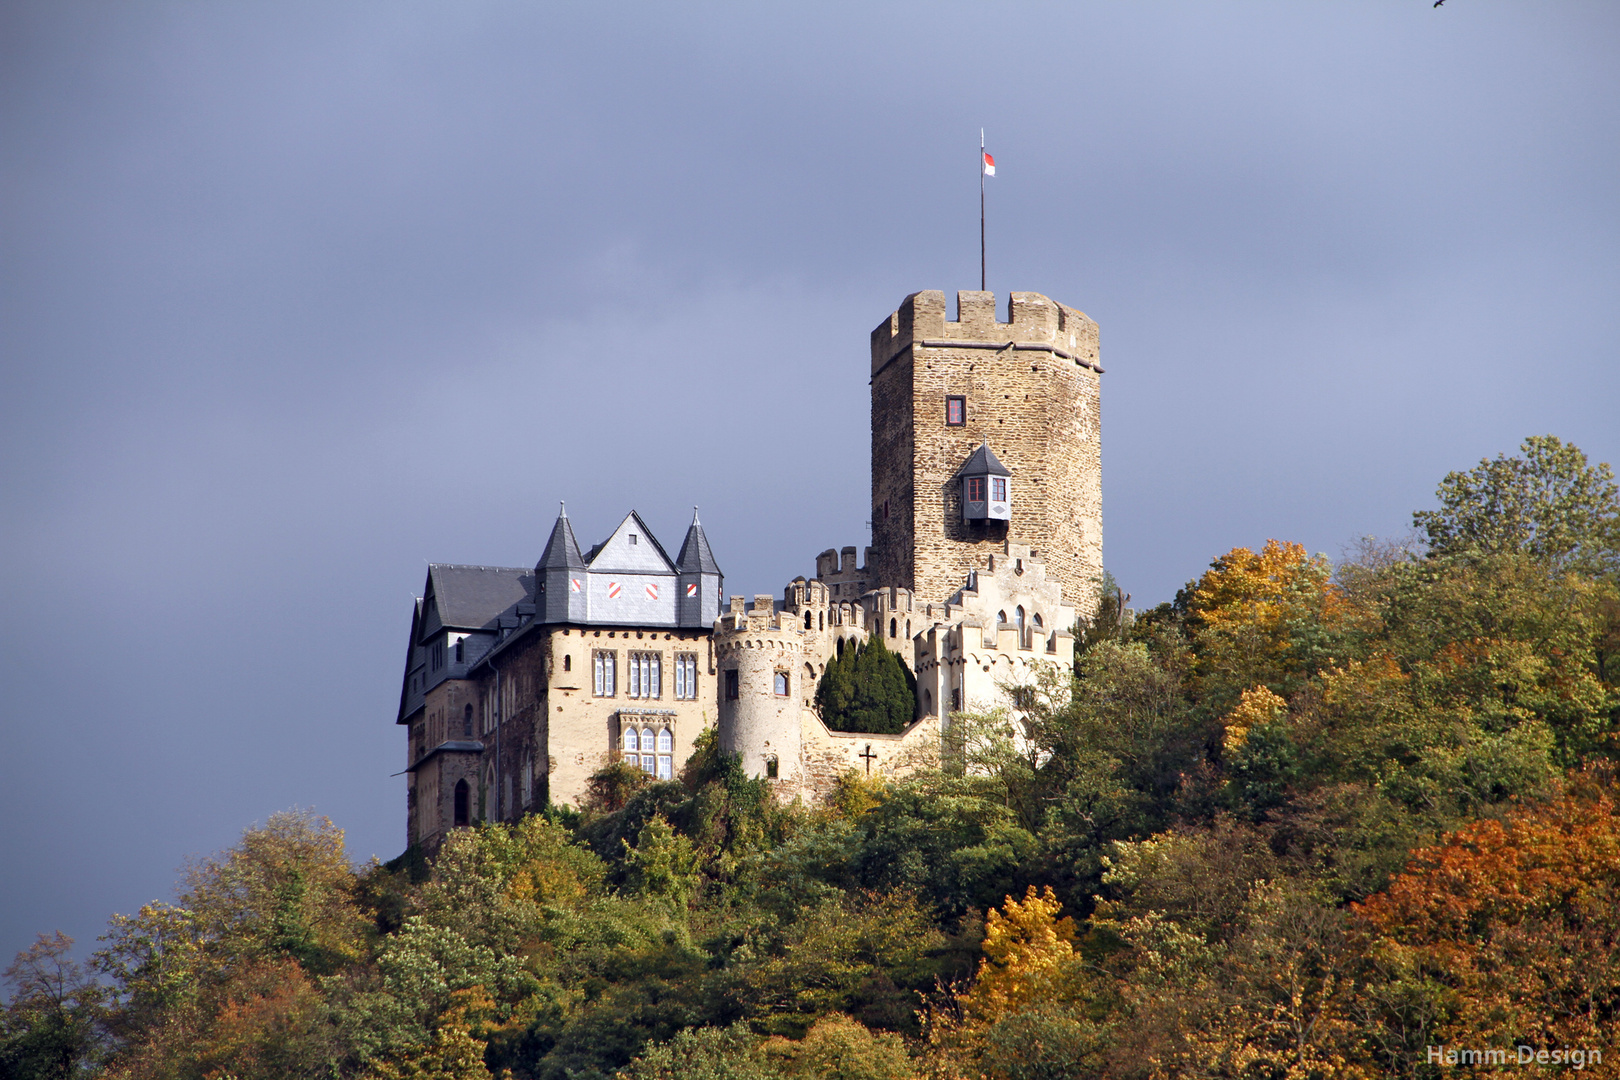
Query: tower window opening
453,780,469,828
462,704,473,737
725,669,740,700
774,671,790,696
765,755,779,779
889,618,897,637
805,611,813,629
455,638,464,663
563,654,571,672
945,395,966,426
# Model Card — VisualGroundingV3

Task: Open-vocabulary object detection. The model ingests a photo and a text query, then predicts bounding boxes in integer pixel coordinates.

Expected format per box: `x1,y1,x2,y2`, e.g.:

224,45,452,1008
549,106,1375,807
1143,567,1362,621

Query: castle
395,290,1103,850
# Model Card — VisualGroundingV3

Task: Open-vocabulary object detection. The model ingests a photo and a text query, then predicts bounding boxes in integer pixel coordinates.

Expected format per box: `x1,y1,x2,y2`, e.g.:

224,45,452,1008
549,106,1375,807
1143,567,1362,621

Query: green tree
0,932,105,1080
615,1024,779,1080
1413,434,1620,576
816,638,917,735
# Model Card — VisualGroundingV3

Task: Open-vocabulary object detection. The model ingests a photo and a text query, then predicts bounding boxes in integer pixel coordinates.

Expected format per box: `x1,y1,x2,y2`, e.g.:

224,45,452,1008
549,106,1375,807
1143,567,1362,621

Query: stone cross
859,743,877,775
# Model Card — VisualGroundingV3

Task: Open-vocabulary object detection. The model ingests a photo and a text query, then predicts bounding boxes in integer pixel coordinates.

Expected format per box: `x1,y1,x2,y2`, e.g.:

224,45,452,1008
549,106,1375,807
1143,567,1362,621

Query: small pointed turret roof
676,507,722,575
955,440,1012,478
536,502,586,571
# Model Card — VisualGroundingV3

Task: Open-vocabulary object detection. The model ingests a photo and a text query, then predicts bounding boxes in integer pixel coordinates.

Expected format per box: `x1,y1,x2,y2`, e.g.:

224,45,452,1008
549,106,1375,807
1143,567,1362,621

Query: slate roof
537,506,586,571
676,510,722,575
954,441,1012,478
424,564,534,633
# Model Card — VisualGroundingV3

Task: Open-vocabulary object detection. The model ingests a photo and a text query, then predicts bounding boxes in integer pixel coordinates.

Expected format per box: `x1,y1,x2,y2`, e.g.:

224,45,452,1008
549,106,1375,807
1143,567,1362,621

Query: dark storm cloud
1,1,1616,961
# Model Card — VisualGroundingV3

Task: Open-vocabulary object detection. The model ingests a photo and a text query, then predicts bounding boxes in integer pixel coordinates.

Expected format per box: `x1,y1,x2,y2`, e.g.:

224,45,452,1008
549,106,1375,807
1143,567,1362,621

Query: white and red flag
982,151,995,177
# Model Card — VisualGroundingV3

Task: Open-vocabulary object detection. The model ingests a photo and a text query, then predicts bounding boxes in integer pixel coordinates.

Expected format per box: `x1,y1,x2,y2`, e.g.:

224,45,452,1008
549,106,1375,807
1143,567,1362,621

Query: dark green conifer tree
815,636,917,734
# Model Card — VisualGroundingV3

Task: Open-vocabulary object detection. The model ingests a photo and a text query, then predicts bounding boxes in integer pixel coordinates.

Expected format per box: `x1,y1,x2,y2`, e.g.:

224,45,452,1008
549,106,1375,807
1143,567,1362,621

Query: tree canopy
7,435,1620,1080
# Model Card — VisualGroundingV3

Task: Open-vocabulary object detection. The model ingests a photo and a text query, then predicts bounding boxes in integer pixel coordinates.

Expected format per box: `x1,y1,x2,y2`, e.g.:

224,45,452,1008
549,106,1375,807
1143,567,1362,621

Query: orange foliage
1355,781,1620,1066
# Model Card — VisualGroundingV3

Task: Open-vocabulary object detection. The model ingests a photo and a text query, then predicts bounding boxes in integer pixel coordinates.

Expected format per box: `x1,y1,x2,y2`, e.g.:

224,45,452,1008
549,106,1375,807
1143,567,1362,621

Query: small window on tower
946,395,966,426
774,671,789,696
991,477,1007,502
725,669,740,700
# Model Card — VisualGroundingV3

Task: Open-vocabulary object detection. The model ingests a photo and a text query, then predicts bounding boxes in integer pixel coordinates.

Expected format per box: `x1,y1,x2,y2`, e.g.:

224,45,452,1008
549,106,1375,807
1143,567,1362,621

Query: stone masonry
869,291,1103,616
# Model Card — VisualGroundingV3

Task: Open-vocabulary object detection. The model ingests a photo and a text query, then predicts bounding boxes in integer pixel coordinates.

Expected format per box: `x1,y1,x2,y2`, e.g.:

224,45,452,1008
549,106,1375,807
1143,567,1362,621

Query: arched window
455,638,464,663
462,704,473,737
819,612,824,630
641,729,656,774
1033,613,1043,628
1016,606,1025,630
765,755,779,779
624,727,639,753
889,618,897,637
804,611,813,629
998,610,1008,626
454,780,470,828
656,729,673,753
563,654,571,671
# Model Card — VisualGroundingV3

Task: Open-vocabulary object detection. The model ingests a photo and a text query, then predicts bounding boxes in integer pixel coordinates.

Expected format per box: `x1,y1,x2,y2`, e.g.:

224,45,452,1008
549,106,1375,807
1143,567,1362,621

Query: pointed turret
676,507,724,627
537,503,588,623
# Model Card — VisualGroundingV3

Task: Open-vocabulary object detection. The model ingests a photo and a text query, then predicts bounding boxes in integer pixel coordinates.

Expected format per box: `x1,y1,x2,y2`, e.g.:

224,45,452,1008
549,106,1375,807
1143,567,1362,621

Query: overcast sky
2,1,1617,964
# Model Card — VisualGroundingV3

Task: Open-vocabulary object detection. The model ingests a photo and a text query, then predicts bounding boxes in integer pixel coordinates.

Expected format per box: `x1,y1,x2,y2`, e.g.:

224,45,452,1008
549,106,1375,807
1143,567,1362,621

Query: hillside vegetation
5,435,1620,1080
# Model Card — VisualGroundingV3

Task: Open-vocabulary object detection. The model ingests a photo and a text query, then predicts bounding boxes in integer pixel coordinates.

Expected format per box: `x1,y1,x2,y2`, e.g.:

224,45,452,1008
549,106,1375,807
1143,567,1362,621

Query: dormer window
958,441,1012,522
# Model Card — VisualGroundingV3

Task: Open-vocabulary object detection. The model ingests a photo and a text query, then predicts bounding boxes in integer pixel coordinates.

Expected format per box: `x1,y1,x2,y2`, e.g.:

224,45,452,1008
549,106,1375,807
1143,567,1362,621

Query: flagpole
979,129,986,292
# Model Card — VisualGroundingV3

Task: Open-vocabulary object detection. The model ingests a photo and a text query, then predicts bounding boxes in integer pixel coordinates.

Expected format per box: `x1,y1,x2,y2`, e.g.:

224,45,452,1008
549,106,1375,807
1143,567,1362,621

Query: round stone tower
713,594,805,786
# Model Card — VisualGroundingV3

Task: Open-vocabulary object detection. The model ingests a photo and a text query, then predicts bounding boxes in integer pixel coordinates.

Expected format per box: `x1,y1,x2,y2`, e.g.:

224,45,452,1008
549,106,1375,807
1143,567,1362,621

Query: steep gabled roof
584,510,678,575
422,564,534,635
537,504,586,572
676,508,722,575
954,440,1012,478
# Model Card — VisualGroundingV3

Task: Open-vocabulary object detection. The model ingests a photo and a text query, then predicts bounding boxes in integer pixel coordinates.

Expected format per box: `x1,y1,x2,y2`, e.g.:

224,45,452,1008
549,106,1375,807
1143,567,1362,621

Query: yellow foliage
1189,540,1342,633
1221,685,1288,753
963,886,1077,1023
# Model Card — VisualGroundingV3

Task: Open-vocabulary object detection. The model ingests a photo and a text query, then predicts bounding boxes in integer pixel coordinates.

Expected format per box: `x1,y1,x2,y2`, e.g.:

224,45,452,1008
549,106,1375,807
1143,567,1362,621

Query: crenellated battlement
870,291,1100,375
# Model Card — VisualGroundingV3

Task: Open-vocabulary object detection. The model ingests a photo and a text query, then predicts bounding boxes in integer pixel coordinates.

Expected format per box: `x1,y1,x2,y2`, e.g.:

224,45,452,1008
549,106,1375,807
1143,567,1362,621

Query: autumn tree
1354,777,1620,1075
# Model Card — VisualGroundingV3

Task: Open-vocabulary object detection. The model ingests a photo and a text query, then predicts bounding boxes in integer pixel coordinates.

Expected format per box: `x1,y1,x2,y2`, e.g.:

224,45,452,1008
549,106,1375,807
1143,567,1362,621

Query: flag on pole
982,151,995,177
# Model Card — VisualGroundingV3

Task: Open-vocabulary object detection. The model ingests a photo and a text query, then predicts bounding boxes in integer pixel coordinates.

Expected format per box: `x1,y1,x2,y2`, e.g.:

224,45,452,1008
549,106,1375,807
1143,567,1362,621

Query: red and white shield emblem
569,578,582,593
607,582,621,599
645,582,659,600
685,583,698,597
